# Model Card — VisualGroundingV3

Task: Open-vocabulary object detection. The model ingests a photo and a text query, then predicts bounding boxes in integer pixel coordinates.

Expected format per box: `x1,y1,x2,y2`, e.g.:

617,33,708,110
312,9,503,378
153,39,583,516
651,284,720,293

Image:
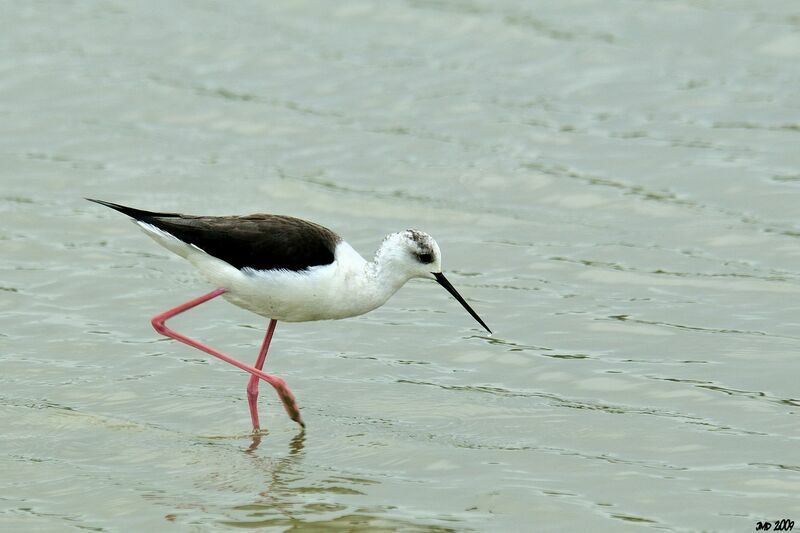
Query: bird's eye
417,252,434,264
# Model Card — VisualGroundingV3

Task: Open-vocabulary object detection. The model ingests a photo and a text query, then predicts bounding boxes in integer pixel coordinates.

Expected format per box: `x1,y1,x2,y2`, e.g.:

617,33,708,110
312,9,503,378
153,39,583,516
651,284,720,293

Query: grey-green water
2,1,800,531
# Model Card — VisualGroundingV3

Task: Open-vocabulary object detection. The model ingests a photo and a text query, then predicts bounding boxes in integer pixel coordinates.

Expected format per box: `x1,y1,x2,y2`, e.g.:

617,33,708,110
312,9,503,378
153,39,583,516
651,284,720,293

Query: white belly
219,264,378,321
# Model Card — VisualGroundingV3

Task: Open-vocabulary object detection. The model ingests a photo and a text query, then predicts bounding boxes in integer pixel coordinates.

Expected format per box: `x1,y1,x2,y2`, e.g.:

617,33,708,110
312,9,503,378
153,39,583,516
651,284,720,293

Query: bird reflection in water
244,428,306,455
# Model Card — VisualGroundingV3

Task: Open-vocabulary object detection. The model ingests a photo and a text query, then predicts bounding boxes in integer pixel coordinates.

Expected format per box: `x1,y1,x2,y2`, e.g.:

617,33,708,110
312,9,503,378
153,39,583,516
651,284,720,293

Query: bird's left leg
247,319,277,431
150,289,304,428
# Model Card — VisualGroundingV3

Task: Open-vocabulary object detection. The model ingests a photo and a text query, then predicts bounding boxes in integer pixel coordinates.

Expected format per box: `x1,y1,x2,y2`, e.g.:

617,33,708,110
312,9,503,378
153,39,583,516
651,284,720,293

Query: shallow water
2,1,800,531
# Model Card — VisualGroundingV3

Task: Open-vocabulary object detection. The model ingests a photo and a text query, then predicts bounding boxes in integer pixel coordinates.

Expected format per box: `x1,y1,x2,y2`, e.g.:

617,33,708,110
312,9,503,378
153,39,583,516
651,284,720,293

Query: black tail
85,198,180,221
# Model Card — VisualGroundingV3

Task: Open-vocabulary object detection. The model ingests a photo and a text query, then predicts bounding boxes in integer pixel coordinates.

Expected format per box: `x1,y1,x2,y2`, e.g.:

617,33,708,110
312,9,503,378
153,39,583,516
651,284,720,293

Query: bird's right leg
150,289,304,428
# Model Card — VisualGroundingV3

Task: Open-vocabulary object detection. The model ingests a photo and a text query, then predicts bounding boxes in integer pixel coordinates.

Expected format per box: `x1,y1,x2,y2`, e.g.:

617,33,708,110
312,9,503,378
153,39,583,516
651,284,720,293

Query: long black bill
433,272,492,334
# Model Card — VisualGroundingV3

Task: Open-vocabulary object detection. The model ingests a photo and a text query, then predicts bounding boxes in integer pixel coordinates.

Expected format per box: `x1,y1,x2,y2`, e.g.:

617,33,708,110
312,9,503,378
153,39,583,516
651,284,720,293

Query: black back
87,199,341,272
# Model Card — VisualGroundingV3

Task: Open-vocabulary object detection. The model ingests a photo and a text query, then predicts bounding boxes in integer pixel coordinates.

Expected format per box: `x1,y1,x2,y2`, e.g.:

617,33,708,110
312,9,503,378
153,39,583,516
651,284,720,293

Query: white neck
364,256,413,304
325,241,411,318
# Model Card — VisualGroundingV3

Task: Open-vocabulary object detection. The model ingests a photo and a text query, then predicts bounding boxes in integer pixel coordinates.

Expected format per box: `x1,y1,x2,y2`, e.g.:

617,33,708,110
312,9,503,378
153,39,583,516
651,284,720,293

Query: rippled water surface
3,1,800,531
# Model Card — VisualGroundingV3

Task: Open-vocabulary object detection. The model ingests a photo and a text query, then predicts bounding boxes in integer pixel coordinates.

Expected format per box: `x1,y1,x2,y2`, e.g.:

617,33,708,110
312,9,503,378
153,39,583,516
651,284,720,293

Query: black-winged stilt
87,198,491,430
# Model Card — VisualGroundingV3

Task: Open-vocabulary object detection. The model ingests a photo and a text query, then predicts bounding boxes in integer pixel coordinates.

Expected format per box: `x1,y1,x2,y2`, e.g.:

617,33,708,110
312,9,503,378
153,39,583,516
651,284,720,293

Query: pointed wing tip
85,198,119,210
85,198,152,220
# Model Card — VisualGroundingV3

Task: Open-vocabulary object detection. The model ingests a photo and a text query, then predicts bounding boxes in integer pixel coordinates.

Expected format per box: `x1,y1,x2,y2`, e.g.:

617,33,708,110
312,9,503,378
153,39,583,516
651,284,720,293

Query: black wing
87,199,341,271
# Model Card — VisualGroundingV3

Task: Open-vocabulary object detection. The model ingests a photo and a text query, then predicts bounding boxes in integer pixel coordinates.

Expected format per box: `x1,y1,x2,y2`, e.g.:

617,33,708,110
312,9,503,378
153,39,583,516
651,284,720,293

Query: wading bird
87,199,491,430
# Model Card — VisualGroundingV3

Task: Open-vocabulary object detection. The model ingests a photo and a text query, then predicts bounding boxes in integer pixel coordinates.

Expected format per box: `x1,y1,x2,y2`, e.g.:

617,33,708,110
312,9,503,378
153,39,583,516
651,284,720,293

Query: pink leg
247,319,277,431
150,289,304,428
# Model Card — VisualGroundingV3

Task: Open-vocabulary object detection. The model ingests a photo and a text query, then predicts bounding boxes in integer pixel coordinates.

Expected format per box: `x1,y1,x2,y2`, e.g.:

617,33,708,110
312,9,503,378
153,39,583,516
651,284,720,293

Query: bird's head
377,229,442,280
376,229,491,334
